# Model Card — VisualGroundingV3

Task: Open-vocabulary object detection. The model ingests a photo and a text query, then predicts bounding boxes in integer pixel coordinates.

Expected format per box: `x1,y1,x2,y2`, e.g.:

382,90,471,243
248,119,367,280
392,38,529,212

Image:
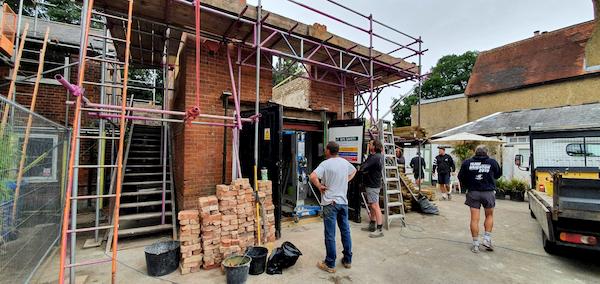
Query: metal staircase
105,124,176,252
378,120,406,229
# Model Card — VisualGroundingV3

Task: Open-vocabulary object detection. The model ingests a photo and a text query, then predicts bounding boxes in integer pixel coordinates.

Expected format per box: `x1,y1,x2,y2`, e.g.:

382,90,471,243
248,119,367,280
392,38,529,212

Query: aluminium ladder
58,1,134,283
378,120,406,229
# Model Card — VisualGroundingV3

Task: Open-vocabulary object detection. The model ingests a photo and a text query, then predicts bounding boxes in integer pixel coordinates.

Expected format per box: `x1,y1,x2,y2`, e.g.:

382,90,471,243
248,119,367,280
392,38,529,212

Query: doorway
280,130,324,220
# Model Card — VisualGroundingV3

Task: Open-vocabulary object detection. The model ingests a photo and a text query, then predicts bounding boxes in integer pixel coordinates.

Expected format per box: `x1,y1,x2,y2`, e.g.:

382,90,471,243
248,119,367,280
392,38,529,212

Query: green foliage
44,0,81,24
5,0,102,28
451,143,477,165
495,178,509,193
272,57,303,86
129,68,164,104
509,179,528,192
391,51,478,126
496,178,528,193
391,94,418,127
420,51,478,100
0,134,19,202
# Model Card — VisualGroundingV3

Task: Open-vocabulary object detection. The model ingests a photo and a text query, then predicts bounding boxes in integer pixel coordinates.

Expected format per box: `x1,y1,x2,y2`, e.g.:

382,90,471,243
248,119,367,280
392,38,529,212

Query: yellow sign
264,128,271,141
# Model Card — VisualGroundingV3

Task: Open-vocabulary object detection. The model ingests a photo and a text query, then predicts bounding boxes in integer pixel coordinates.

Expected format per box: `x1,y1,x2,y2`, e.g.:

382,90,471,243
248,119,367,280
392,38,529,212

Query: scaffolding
3,0,424,282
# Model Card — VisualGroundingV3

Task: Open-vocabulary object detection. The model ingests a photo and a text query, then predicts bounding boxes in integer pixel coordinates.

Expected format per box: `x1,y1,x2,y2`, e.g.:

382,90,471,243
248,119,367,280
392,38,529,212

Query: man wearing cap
433,147,455,200
458,145,502,253
310,141,357,273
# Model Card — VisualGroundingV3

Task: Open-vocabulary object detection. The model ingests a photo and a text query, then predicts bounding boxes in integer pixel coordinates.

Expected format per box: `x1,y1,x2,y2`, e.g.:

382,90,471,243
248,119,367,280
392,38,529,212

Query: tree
392,51,478,126
6,0,86,25
391,94,418,127
272,57,303,86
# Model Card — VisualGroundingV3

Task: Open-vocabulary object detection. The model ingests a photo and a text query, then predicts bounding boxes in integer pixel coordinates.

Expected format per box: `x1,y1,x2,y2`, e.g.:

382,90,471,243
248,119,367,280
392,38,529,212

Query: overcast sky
247,0,594,119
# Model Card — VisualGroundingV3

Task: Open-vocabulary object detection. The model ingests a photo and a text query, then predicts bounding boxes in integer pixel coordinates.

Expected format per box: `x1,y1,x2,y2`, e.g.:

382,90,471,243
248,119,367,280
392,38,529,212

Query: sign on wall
328,120,365,164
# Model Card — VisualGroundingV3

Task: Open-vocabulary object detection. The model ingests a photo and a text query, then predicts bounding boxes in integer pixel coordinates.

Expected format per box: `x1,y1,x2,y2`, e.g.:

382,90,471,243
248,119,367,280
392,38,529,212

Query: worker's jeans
323,203,352,268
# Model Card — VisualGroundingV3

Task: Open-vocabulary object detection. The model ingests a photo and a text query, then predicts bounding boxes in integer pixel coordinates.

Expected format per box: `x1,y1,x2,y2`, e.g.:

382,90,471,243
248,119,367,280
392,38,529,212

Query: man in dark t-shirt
359,140,384,238
409,153,426,186
433,147,455,200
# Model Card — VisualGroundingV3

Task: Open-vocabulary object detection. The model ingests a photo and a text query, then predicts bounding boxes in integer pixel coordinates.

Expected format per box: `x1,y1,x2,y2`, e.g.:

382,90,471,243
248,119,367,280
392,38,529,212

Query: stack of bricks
198,196,222,269
258,180,276,242
233,179,256,251
216,184,243,258
178,210,202,274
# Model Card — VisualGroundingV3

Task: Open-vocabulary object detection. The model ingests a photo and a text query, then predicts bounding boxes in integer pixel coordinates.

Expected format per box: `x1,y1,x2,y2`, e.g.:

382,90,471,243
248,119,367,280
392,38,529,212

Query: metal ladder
379,120,406,229
58,1,134,283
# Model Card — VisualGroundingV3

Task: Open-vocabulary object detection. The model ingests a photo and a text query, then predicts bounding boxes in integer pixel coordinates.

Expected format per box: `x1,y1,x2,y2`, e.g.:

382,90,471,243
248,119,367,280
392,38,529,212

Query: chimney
533,30,540,36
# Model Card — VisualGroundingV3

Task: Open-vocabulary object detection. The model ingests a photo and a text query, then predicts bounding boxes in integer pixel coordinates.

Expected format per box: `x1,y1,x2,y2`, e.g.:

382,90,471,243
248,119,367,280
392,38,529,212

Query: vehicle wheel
542,230,558,255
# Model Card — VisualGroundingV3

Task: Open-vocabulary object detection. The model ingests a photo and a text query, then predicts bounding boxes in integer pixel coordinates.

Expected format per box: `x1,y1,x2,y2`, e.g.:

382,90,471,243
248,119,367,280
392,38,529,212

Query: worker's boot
361,221,376,232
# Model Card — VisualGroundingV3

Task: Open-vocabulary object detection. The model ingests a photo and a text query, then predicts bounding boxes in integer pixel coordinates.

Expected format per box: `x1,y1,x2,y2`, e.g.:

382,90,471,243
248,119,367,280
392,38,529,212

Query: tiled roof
433,102,600,138
465,20,597,96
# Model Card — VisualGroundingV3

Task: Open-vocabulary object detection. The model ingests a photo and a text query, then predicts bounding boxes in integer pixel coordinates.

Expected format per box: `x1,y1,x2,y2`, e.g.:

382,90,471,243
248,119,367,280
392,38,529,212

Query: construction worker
396,148,406,173
409,152,426,186
310,141,357,273
360,140,384,238
458,145,501,253
433,146,455,200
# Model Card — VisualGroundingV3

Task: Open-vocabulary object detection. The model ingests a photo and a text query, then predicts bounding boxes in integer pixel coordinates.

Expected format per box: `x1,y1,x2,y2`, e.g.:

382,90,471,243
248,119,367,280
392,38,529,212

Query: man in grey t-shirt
310,141,357,273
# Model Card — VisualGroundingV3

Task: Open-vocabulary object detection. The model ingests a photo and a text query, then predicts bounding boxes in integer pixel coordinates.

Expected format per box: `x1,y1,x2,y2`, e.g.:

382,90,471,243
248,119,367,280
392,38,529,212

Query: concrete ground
33,195,600,284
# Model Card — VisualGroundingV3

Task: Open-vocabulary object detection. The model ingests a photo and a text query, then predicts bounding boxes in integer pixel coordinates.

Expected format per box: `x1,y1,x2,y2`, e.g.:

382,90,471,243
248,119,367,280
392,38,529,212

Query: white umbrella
431,132,504,145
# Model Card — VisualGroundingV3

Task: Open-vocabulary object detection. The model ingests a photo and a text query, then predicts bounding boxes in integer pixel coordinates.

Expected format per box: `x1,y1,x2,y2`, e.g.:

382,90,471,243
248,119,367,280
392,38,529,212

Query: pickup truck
528,173,600,253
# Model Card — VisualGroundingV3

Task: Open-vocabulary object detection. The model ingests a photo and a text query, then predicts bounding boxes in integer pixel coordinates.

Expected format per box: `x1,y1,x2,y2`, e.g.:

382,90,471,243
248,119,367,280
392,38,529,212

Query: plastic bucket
222,255,251,284
246,246,268,275
144,240,180,276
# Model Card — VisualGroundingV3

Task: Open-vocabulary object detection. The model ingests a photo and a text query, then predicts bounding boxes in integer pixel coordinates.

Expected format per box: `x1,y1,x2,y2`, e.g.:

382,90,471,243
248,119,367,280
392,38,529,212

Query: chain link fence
0,95,69,283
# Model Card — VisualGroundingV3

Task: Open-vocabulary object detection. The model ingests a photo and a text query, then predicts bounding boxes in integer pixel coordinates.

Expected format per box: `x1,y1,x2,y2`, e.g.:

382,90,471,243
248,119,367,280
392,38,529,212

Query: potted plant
509,179,528,202
495,178,508,200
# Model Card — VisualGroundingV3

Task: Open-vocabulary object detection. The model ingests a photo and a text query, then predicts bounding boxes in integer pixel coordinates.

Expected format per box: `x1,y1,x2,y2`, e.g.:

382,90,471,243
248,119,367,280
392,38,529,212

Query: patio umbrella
431,132,504,145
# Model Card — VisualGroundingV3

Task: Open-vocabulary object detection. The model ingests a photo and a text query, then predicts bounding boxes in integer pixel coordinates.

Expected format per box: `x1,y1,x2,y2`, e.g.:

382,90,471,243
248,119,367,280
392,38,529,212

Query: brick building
412,18,600,137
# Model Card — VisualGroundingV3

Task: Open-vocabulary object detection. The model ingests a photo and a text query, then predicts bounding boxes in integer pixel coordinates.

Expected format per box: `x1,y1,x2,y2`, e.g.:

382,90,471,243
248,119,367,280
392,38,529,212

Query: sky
247,0,594,120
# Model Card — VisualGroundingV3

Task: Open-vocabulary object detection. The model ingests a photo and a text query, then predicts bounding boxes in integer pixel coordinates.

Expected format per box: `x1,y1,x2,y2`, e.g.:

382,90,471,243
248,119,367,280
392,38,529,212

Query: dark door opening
280,130,324,220
240,104,283,238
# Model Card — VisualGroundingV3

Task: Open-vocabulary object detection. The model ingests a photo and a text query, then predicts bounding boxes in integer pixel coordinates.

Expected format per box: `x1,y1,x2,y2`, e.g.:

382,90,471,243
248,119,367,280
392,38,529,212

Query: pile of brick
178,210,202,274
198,196,222,269
215,184,242,258
258,180,276,242
179,179,276,273
233,179,257,250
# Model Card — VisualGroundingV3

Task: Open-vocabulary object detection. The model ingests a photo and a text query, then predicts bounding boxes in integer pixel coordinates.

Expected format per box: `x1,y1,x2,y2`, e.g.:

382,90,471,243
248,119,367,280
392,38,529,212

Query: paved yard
33,194,600,283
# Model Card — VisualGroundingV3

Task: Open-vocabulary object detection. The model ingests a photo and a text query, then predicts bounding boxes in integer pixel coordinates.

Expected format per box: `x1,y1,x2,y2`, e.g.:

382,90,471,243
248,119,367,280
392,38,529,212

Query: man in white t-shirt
309,141,357,273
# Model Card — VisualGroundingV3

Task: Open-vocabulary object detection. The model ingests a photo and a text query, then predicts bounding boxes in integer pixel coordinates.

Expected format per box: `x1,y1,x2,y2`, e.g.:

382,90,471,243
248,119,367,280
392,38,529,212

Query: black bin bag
266,241,302,275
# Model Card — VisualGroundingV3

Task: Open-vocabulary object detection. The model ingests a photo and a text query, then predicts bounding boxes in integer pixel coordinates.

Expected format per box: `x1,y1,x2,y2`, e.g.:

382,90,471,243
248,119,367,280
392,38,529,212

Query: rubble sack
266,241,302,275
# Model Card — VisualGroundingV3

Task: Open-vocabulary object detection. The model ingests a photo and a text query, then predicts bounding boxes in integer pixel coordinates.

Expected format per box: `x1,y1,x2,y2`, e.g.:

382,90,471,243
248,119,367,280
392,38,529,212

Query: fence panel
0,95,69,283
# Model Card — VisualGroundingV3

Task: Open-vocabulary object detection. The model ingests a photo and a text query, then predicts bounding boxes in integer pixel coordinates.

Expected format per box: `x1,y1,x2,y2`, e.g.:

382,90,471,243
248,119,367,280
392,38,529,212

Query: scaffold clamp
55,74,83,97
184,105,200,125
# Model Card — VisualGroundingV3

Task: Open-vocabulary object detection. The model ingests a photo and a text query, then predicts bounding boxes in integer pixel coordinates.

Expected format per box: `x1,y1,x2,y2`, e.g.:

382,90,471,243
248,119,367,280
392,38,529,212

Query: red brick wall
309,78,354,119
1,55,102,127
0,53,102,195
173,43,272,210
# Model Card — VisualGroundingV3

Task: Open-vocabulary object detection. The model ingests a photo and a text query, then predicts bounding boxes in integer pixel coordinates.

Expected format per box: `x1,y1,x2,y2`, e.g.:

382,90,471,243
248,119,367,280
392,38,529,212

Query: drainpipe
221,91,232,184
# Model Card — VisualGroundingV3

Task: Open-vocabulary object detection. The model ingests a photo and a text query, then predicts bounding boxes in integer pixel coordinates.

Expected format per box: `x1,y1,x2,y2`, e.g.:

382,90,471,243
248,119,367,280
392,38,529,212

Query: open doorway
280,130,324,221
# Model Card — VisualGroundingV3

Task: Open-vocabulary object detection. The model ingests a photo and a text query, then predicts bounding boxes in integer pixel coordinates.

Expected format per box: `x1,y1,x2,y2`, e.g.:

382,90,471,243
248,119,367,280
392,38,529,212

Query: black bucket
144,240,180,277
246,246,268,275
223,255,251,284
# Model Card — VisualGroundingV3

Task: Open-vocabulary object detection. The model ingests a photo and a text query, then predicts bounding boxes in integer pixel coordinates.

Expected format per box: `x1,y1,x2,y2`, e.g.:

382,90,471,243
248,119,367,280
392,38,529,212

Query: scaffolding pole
254,0,263,246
